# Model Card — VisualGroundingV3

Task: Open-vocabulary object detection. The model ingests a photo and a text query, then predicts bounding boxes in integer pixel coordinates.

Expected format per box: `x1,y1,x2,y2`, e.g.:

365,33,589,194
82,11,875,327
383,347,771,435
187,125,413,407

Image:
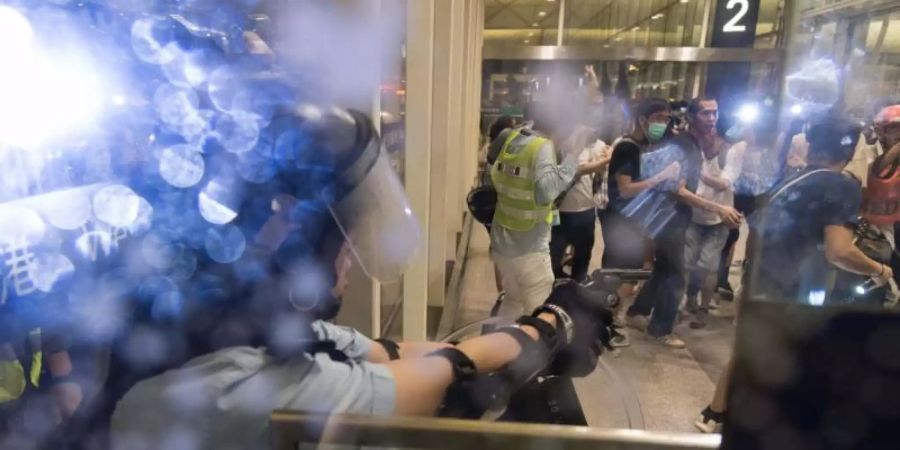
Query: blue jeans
627,215,688,337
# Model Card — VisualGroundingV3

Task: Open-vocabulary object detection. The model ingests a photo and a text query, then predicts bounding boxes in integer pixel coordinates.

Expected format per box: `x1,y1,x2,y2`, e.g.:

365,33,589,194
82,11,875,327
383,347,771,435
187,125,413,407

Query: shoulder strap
499,130,521,155
768,169,831,203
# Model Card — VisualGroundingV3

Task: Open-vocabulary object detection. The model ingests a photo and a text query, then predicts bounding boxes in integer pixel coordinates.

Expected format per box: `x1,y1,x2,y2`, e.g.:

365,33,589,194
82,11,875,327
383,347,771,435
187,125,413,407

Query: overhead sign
710,0,762,48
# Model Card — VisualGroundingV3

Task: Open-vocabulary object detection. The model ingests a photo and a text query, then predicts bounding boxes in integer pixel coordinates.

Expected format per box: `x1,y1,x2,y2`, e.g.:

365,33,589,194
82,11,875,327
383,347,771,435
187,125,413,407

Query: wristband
49,373,78,385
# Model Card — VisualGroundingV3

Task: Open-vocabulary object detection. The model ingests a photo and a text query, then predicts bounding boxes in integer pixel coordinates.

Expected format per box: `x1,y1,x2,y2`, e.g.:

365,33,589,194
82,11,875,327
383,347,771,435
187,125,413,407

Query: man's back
751,169,862,302
488,129,576,258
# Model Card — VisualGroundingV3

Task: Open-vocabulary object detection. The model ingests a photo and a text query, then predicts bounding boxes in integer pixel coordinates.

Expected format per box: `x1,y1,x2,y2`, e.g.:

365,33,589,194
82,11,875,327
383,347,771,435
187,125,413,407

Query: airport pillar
402,0,435,340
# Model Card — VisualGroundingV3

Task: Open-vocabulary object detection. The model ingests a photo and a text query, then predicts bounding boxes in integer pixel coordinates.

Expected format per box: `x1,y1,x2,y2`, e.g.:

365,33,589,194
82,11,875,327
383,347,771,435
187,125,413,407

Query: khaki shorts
685,222,729,272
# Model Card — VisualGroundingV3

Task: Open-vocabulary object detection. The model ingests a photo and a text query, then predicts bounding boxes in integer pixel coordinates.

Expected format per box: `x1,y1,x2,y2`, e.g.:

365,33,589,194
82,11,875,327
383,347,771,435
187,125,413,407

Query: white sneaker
656,334,686,349
695,406,725,434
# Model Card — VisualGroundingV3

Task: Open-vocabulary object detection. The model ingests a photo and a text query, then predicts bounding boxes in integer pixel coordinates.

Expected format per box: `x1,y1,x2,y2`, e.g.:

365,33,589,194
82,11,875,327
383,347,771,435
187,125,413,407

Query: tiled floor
453,219,746,433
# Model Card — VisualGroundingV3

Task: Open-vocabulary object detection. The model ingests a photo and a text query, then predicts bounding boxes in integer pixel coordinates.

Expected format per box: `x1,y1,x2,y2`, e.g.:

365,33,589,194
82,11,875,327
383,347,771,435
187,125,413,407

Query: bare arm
873,142,900,175
617,161,680,199
367,341,454,363
47,350,83,421
676,185,742,227
387,314,555,416
617,174,660,199
824,225,886,277
576,153,611,176
701,172,731,191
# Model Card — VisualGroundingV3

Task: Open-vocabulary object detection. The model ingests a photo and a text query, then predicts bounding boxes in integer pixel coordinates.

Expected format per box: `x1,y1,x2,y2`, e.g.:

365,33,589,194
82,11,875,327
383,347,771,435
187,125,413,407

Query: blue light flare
159,144,205,188
205,224,245,263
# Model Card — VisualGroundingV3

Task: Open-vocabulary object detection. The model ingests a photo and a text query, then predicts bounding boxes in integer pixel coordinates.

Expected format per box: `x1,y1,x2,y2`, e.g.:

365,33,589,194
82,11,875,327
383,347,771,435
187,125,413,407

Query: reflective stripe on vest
490,131,554,231
0,329,42,404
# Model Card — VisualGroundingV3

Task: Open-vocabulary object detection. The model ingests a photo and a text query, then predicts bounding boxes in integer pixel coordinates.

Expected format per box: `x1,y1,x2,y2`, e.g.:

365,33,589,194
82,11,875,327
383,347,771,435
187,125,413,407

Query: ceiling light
524,39,530,44
532,22,539,27
614,37,623,42
652,14,664,20
680,0,689,3
528,32,535,37
538,11,547,17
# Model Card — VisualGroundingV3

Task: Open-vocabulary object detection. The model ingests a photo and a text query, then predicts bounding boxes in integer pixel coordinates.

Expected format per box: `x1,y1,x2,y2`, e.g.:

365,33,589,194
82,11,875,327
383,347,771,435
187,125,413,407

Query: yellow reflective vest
490,131,555,231
0,329,42,404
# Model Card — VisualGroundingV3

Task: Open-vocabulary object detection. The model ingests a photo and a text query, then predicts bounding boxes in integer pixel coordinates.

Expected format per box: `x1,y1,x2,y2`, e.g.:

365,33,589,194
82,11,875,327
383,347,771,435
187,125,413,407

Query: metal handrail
269,412,720,450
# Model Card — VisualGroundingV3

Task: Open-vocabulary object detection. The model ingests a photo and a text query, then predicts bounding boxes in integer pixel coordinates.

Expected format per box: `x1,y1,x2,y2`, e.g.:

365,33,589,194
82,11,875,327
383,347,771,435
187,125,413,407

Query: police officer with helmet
0,2,616,448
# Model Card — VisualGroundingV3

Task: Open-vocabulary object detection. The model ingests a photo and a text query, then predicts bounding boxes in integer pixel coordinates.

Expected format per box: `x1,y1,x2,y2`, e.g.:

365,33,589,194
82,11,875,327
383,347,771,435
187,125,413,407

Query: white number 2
723,0,749,33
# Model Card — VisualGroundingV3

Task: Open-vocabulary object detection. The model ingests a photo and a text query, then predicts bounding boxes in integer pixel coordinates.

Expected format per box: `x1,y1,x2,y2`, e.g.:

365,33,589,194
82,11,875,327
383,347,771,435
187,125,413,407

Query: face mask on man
647,122,667,143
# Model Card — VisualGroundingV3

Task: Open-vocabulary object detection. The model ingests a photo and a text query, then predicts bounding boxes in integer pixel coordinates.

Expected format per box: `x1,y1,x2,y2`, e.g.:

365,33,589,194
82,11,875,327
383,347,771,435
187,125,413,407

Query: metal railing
269,412,720,450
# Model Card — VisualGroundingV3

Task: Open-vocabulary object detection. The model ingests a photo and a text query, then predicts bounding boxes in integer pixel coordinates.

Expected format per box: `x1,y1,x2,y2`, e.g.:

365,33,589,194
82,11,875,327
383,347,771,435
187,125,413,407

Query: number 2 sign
723,0,750,33
711,0,760,47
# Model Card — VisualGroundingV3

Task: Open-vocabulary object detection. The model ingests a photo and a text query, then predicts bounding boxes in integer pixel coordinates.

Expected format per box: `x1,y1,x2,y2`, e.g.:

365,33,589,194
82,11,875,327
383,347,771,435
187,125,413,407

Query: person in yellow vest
486,103,595,317
1,313,82,440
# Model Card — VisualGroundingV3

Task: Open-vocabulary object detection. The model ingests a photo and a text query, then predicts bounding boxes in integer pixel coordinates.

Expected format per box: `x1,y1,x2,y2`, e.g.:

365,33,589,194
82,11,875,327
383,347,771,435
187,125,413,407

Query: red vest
862,160,900,225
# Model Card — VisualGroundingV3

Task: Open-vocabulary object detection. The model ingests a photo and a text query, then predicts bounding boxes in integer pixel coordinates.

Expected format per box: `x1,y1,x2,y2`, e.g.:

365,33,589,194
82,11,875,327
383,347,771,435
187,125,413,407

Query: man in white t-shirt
550,140,611,282
684,136,745,328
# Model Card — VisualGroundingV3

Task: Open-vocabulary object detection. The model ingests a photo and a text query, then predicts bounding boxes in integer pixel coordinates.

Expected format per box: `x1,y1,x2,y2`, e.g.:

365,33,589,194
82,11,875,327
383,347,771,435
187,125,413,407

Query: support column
445,0,466,252
428,0,455,308
463,0,485,192
402,0,435,341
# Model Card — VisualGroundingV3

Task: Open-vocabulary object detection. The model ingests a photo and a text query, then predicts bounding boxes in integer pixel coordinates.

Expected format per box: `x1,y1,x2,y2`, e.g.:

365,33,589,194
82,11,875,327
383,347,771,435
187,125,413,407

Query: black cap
806,115,862,165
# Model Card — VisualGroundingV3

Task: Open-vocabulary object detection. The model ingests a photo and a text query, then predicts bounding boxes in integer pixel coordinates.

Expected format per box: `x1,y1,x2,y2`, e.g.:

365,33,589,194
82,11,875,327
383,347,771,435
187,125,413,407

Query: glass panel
485,0,563,46
564,0,708,48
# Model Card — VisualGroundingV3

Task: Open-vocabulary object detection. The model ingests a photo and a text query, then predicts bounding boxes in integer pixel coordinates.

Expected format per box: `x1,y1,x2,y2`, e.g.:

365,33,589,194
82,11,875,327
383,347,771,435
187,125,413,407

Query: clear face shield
325,113,420,283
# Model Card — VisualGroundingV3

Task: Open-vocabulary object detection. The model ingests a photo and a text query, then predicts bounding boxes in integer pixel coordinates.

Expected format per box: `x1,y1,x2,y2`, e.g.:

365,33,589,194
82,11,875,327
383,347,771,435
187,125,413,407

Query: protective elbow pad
428,347,477,382
375,338,401,361
491,317,558,386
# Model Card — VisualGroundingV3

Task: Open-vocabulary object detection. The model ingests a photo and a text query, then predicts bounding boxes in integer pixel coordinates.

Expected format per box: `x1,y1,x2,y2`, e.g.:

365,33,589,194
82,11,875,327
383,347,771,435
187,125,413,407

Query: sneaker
690,310,708,329
625,314,650,332
717,283,735,301
656,334,686,349
685,296,699,314
695,406,725,434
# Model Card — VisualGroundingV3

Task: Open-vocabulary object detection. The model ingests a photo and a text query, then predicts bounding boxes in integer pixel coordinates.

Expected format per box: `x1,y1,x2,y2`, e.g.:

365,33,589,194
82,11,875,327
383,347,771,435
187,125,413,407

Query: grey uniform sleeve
534,141,578,205
311,321,375,362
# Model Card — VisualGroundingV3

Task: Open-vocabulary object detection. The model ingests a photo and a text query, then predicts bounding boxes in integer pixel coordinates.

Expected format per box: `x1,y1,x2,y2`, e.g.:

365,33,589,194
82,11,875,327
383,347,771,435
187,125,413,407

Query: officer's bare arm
367,341,454,364
386,313,556,416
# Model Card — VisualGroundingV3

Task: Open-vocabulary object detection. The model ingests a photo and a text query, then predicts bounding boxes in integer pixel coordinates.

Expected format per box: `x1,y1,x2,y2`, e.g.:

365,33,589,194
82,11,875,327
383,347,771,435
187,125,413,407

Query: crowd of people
3,1,900,445
479,78,900,434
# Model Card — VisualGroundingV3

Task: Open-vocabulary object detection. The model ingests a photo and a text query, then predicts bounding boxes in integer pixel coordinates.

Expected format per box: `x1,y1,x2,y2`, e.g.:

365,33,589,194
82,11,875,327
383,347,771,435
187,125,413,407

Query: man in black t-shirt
601,98,679,270
748,117,893,303
623,97,742,348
